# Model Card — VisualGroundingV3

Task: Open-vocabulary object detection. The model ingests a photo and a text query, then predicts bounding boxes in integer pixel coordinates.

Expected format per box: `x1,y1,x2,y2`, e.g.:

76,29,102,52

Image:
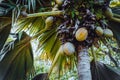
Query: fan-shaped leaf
112,6,120,15
108,20,120,46
0,32,34,80
38,27,60,60
0,24,11,51
17,17,45,35
91,60,120,80
108,6,120,47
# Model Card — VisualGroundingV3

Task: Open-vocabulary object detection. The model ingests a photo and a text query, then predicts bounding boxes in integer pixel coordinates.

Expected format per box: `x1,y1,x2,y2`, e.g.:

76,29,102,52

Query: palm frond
99,38,119,66
0,32,34,80
107,6,120,47
91,60,120,80
0,17,11,26
48,46,75,77
38,28,60,60
108,20,120,47
0,18,11,51
1,0,52,15
16,17,45,35
37,27,76,77
0,0,48,28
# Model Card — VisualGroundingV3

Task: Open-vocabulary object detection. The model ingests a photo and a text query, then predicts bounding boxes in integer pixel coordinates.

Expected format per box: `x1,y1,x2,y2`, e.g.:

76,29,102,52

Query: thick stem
77,48,92,80
27,11,64,18
110,17,120,24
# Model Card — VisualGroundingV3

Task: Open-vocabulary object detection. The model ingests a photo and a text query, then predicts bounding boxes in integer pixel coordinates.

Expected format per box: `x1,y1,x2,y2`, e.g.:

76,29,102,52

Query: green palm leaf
0,32,34,80
91,60,120,80
37,25,76,76
17,17,45,35
0,1,14,17
108,21,120,46
0,18,11,51
38,27,60,60
108,7,120,46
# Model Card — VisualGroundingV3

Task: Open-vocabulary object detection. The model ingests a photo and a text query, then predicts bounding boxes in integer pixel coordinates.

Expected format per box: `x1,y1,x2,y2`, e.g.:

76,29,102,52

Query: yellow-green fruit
56,0,64,5
63,42,75,56
75,27,88,41
104,7,113,18
103,29,113,37
45,16,54,27
95,27,103,36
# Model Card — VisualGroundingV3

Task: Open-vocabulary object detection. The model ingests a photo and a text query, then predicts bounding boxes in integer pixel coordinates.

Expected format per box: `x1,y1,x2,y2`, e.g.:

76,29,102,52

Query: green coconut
103,29,113,37
63,42,75,56
95,26,103,36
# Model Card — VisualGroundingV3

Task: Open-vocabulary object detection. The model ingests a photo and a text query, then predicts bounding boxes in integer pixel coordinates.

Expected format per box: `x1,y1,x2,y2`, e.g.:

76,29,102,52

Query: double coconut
45,16,54,29
59,42,75,56
95,26,113,37
103,29,113,37
95,26,103,36
104,7,113,18
63,42,75,56
75,27,88,41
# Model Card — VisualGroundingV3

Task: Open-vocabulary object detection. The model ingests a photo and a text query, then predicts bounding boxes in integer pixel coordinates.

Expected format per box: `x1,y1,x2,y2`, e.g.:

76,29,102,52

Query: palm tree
0,0,120,80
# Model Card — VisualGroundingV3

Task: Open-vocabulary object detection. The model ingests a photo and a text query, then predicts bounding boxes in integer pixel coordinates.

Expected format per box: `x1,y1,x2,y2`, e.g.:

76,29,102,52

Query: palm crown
0,0,120,80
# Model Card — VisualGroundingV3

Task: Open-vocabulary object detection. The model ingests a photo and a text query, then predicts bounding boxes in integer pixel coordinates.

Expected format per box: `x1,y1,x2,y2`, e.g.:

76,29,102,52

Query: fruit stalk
27,11,64,18
103,7,120,24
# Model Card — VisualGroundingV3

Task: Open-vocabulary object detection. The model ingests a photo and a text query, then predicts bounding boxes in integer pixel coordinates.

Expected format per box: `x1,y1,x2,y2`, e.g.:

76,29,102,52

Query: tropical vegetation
0,0,120,80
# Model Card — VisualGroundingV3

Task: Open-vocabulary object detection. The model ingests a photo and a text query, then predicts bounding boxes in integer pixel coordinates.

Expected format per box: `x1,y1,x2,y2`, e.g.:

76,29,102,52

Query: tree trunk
77,48,92,80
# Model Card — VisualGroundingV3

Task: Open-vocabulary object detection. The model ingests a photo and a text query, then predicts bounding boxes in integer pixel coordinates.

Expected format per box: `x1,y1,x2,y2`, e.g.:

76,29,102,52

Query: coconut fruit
103,29,113,37
95,26,103,36
45,16,54,27
63,42,75,56
75,27,88,41
56,0,64,5
104,7,113,18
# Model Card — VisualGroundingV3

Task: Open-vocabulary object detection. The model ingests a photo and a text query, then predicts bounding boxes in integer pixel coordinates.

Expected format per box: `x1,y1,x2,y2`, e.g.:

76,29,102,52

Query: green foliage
0,23,11,51
110,0,120,7
34,60,78,80
38,28,60,60
0,0,120,80
91,60,120,80
17,17,45,35
107,6,120,47
0,32,34,80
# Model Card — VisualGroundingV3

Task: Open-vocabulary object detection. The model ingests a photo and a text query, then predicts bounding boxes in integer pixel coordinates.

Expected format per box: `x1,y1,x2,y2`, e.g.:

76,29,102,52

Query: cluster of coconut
58,26,113,56
95,26,113,37
54,0,114,56
75,26,113,42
